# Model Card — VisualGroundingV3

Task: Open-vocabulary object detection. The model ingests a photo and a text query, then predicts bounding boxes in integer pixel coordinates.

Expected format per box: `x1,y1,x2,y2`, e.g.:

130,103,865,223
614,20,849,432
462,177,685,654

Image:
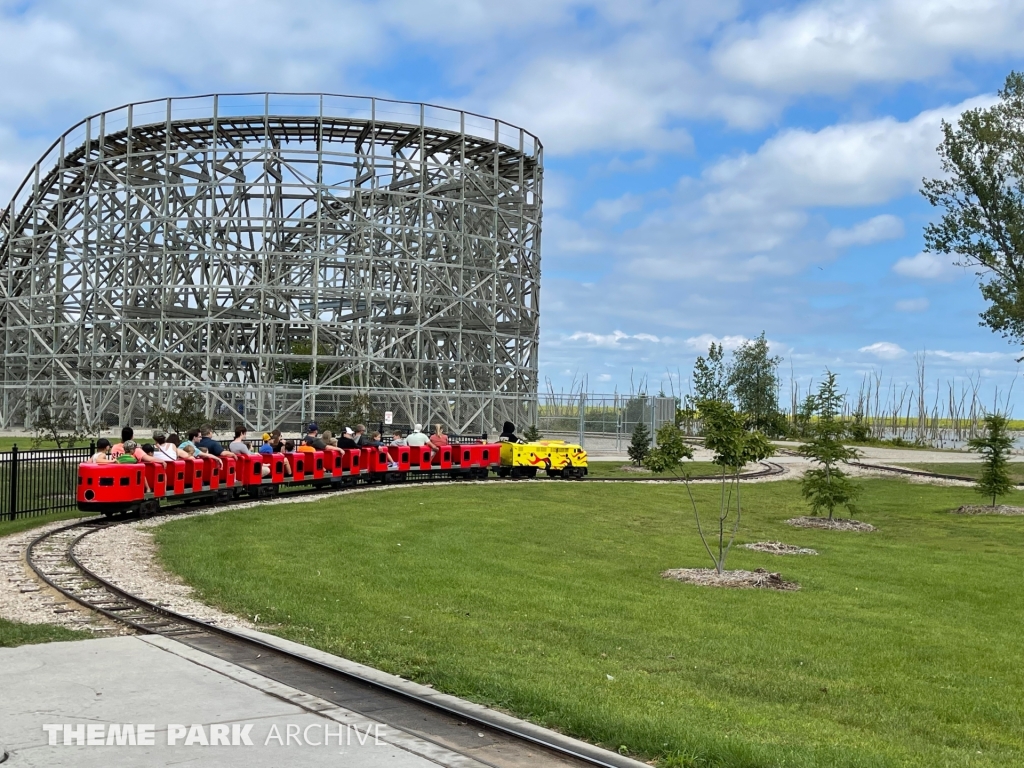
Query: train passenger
154,434,178,462
196,425,224,456
90,438,113,464
390,430,407,446
258,432,290,475
303,422,327,451
364,431,384,447
166,433,192,460
229,426,251,455
109,426,132,457
353,424,367,445
321,430,339,447
116,441,139,463
112,428,162,463
337,428,358,449
230,426,270,476
406,424,429,448
429,424,449,449
499,421,526,444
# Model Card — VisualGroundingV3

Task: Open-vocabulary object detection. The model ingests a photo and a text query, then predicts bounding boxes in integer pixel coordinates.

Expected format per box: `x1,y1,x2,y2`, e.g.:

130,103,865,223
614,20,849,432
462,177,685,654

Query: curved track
22,466,784,767
850,461,980,483
28,513,639,768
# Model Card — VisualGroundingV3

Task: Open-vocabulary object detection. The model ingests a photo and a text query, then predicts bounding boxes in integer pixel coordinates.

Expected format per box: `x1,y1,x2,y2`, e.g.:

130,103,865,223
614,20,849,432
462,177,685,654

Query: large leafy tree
922,71,1024,348
691,342,729,404
727,332,783,434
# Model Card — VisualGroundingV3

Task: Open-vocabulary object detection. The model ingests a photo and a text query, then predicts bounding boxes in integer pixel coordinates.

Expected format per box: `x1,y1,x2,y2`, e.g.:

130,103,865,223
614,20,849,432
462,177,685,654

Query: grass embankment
0,514,92,648
586,460,722,479
0,617,89,647
0,437,80,451
0,510,87,539
894,462,1024,483
156,481,1024,767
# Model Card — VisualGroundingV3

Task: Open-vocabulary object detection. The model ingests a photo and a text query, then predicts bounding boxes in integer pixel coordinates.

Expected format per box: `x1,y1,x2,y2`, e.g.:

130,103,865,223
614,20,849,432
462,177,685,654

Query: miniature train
76,440,588,516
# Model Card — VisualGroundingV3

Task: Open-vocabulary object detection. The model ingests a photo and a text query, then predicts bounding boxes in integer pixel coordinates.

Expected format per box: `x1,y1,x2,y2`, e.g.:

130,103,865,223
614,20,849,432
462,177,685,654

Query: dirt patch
661,567,800,591
618,464,652,473
743,541,818,555
786,516,876,532
953,504,1024,516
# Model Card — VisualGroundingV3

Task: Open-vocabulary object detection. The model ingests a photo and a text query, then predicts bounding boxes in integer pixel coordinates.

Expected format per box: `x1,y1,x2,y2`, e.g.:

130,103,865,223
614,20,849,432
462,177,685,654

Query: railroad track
581,460,786,482
849,461,986,483
26,506,652,767
21,465,786,766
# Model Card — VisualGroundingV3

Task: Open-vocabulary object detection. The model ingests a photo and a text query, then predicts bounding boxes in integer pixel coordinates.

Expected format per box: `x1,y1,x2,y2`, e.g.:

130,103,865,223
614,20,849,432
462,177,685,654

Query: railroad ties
26,521,202,638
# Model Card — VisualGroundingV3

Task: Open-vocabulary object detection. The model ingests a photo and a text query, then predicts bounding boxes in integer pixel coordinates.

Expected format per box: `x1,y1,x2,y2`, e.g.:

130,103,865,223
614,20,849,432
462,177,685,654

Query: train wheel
525,467,538,479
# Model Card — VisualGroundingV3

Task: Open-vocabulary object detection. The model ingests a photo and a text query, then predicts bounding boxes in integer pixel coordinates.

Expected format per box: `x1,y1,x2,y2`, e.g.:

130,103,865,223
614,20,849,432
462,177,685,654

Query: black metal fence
0,433,490,522
0,444,95,521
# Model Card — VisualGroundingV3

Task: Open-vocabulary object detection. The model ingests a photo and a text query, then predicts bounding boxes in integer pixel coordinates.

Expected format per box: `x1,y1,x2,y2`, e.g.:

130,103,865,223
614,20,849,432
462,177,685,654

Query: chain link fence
535,394,677,452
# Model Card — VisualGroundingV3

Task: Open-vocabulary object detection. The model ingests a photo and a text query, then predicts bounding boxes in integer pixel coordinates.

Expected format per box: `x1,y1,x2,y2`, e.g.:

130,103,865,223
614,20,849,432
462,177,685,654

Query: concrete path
0,635,486,767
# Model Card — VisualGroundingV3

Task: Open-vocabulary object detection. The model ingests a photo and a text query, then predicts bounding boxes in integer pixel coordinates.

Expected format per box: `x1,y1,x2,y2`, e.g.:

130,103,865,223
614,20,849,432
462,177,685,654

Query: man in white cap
405,423,437,458
338,427,359,449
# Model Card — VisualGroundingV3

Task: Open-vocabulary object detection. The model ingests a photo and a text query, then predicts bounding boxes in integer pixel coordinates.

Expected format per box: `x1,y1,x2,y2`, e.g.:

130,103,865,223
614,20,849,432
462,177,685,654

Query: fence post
9,444,18,521
578,392,586,449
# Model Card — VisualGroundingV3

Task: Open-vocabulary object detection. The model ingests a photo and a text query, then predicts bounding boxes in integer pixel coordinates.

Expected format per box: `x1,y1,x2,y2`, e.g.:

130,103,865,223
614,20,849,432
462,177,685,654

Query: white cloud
931,350,1017,364
704,96,993,211
565,330,663,349
682,334,749,352
895,297,929,312
892,252,962,281
714,0,1024,94
860,341,907,360
826,214,904,248
588,193,644,224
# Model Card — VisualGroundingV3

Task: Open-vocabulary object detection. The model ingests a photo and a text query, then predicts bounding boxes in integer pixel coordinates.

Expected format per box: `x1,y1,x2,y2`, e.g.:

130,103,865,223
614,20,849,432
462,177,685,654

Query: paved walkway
0,635,484,767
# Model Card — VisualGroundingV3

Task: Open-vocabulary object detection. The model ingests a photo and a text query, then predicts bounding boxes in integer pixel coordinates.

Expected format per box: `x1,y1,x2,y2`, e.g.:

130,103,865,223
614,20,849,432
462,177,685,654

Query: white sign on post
384,411,393,425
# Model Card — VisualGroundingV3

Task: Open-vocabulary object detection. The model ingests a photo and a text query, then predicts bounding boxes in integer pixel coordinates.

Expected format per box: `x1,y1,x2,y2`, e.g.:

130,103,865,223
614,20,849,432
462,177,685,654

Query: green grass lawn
0,437,87,452
0,510,88,539
893,462,1024,484
155,480,1024,767
0,617,89,647
586,460,723,479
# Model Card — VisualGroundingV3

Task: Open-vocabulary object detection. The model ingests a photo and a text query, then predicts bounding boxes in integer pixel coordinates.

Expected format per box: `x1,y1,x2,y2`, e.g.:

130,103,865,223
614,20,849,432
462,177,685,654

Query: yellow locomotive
497,440,588,479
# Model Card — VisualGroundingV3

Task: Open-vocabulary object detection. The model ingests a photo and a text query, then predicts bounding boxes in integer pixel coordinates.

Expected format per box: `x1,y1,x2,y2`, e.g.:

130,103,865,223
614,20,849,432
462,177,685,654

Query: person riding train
499,421,526,444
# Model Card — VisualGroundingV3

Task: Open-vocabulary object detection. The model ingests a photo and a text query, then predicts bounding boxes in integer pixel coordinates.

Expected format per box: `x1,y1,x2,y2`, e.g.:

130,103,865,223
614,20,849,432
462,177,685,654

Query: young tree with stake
647,400,773,574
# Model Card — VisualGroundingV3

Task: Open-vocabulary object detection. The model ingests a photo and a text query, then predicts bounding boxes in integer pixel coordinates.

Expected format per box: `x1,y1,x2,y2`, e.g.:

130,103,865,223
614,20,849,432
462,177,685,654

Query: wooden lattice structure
0,94,542,433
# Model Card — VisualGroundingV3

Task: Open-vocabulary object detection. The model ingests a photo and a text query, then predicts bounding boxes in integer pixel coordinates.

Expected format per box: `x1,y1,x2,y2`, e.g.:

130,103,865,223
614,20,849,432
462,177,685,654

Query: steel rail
22,464,785,765
23,484,653,767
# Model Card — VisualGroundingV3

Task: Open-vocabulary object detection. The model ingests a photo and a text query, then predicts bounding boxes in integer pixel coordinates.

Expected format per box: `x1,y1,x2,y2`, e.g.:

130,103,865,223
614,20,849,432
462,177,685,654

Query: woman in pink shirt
429,424,449,450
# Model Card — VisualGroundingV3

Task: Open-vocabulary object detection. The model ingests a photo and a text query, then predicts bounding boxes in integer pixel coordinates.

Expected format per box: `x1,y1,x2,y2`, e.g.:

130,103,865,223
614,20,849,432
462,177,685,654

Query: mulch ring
953,504,1024,516
743,541,818,555
786,516,876,532
661,567,800,591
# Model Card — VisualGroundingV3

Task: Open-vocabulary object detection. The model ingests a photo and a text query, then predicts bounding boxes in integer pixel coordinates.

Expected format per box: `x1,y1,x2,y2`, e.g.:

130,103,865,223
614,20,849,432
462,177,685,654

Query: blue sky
3,0,1024,407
